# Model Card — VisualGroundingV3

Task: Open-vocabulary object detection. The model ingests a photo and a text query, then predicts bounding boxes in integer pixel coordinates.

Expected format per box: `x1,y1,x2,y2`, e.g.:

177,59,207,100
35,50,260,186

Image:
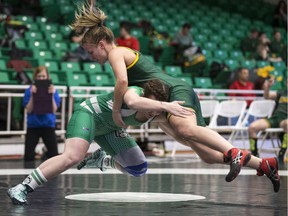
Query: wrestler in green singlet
126,50,206,126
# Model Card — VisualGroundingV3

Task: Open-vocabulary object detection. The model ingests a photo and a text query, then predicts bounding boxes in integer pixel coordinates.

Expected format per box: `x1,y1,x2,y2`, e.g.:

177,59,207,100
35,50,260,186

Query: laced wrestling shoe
77,148,108,171
7,184,33,205
224,148,251,182
257,157,280,192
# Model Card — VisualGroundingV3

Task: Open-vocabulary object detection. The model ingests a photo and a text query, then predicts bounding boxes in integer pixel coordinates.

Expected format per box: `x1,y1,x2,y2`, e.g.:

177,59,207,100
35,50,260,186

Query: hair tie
98,22,103,27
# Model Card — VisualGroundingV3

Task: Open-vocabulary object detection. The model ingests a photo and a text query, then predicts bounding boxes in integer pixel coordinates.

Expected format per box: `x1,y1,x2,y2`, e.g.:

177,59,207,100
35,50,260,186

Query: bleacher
0,0,286,89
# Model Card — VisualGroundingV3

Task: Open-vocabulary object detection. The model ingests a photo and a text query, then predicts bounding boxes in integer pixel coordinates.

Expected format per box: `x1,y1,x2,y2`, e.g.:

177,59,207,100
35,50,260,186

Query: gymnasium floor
0,155,287,216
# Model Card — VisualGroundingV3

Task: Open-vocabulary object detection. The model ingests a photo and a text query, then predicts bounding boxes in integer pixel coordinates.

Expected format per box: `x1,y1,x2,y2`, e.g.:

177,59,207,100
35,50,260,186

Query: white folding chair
200,100,219,121
208,100,247,142
231,100,276,148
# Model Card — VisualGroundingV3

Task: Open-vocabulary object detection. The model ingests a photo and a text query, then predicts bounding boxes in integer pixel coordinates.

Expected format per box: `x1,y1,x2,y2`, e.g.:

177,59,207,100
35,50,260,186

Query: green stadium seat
270,80,283,90
28,40,48,50
153,39,168,48
42,60,59,71
49,41,69,51
61,62,81,73
40,23,59,32
45,32,63,41
23,69,34,80
26,23,39,31
33,50,53,60
131,29,143,38
194,34,208,44
164,66,182,77
15,40,27,49
209,35,223,43
24,31,44,40
256,60,270,68
138,36,150,55
0,71,11,84
194,77,213,88
83,62,103,74
59,25,71,38
35,17,48,24
49,72,60,85
103,63,114,76
219,43,234,51
229,50,244,61
213,50,228,61
202,42,217,50
240,60,256,70
272,61,286,71
89,74,112,86
0,59,6,70
60,4,75,14
224,59,240,71
70,43,80,50
202,50,213,59
16,15,34,23
40,0,55,5
67,72,88,86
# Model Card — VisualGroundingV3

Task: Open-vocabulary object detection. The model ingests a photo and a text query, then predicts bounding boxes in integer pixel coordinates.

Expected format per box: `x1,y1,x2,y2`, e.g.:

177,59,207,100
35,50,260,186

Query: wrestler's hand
163,101,194,118
112,110,127,128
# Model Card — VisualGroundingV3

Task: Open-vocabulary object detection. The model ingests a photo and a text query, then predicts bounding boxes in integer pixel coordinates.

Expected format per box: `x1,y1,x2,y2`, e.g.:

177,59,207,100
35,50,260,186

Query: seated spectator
116,22,140,51
240,28,259,58
23,66,61,161
171,23,193,65
248,77,287,164
270,30,285,59
63,33,92,62
256,32,271,61
229,68,256,106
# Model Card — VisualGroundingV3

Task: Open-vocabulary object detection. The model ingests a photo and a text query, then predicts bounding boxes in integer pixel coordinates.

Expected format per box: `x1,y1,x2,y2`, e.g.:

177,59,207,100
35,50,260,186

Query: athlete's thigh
280,119,288,132
250,119,270,131
66,109,96,144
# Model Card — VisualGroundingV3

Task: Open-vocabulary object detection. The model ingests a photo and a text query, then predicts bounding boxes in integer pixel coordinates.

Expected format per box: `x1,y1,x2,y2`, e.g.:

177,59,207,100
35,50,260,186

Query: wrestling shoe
257,157,280,192
7,184,33,205
224,148,251,182
77,148,109,171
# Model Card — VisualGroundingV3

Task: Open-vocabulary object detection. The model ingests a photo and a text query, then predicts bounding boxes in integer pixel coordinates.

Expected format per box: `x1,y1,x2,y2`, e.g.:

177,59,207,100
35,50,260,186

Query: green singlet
126,50,206,126
66,86,148,156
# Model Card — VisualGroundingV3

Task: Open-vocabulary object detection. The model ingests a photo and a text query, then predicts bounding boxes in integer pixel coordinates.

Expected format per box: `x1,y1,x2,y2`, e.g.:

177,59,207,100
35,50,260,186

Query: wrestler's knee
125,161,148,177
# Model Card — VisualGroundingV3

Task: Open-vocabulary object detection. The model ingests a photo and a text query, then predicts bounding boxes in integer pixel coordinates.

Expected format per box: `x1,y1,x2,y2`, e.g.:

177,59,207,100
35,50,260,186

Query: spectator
270,30,285,59
63,33,92,62
23,66,61,161
171,23,193,65
229,68,256,106
171,23,193,48
248,77,287,164
272,0,287,30
240,28,259,58
255,32,271,61
116,22,140,51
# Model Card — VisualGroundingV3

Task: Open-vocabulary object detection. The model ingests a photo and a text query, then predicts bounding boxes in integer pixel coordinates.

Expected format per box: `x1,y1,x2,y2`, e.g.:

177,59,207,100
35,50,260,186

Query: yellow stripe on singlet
118,46,139,69
127,52,139,69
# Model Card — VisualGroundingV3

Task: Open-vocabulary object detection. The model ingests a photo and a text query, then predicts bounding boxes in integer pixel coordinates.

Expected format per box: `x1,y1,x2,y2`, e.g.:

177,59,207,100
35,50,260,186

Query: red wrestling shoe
224,148,251,182
257,157,280,192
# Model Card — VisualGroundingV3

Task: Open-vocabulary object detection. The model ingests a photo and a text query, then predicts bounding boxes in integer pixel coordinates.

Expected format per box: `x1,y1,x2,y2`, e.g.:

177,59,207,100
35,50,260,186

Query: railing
0,85,269,139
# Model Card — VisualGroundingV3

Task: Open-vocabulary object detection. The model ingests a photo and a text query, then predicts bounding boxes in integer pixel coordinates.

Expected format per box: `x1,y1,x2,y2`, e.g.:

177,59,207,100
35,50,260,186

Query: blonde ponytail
70,1,114,45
